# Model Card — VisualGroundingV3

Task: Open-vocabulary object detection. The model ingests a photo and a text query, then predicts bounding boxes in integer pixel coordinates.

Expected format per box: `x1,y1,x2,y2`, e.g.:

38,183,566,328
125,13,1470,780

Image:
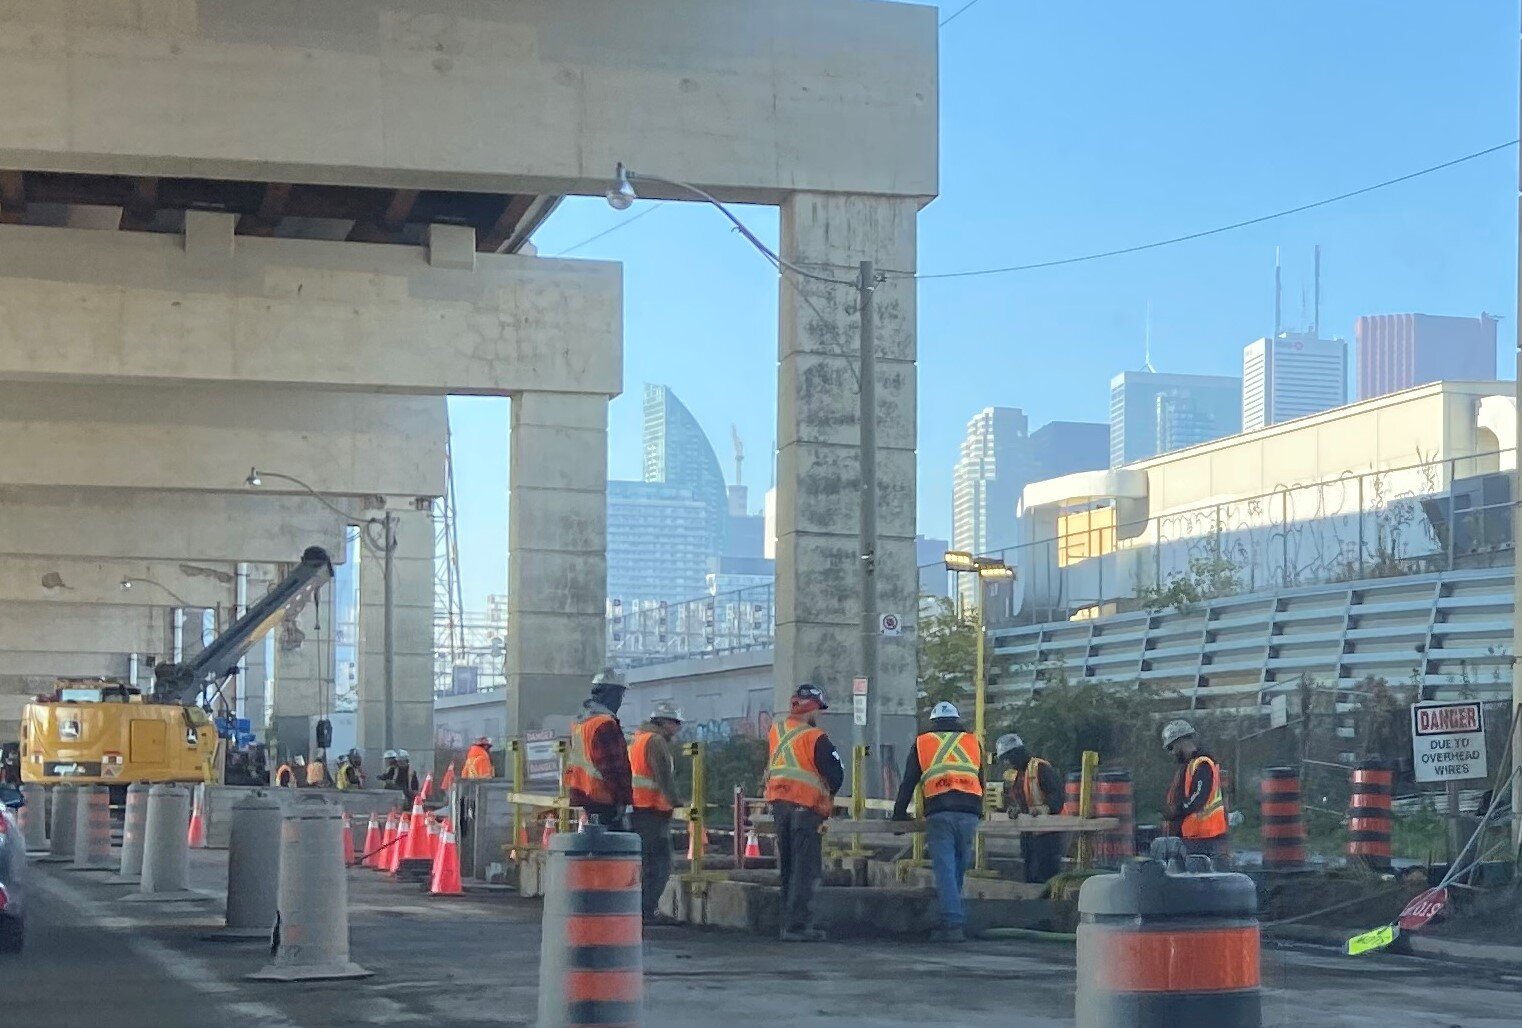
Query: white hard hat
383,749,399,760
1161,719,1196,750
995,733,1025,759
396,749,411,761
650,701,685,723
930,701,961,721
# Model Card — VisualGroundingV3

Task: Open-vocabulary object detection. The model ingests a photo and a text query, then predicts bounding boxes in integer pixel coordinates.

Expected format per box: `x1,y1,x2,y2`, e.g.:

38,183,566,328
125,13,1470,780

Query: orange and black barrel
1076,843,1261,1026
536,823,643,1027
1346,757,1393,871
1259,767,1306,871
1061,772,1083,816
1095,770,1135,867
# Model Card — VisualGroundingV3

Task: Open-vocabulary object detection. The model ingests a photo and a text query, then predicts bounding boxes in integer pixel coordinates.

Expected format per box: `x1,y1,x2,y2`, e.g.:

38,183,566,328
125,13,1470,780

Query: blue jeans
926,811,980,929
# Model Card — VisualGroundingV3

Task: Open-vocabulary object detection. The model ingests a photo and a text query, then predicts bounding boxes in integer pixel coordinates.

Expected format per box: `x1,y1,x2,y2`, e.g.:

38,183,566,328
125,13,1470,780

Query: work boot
929,927,967,944
779,927,828,942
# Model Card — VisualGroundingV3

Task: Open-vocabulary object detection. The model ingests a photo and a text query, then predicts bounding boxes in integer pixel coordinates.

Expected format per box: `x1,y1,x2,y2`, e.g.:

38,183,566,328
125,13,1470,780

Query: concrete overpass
0,0,937,775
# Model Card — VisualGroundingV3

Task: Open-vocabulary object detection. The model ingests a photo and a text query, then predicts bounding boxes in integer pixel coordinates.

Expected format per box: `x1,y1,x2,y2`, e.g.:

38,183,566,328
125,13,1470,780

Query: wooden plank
749,814,1117,836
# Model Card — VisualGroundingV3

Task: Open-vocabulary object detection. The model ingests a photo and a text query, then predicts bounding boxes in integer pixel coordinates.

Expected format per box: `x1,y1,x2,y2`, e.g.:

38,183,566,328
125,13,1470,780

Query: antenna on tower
730,425,744,487
1142,300,1157,372
1273,247,1282,338
1313,244,1321,338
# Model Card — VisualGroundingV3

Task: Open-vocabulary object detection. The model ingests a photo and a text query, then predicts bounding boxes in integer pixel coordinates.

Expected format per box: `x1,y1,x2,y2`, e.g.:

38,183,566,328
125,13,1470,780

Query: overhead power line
915,139,1520,281
548,201,666,257
939,0,988,28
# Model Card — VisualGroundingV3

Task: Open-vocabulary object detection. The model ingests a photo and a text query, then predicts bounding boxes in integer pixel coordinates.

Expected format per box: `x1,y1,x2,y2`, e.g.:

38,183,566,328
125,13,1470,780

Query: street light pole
859,259,880,781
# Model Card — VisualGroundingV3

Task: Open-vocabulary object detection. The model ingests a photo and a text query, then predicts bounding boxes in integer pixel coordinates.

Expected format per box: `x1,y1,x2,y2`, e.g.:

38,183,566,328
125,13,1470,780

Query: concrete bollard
248,796,372,981
39,785,79,863
1076,840,1260,1027
122,784,206,903
537,824,644,1028
17,783,48,853
208,790,284,941
71,784,116,870
117,782,152,882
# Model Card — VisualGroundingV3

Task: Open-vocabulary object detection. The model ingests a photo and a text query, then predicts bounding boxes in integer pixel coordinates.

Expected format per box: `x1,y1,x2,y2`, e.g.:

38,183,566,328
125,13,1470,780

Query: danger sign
1410,701,1487,783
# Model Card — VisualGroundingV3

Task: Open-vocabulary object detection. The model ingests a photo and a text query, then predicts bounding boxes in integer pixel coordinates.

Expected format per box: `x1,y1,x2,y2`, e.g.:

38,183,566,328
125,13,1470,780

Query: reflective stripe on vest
915,732,982,799
566,713,615,805
1021,757,1052,811
764,719,832,817
629,730,673,813
1177,755,1228,839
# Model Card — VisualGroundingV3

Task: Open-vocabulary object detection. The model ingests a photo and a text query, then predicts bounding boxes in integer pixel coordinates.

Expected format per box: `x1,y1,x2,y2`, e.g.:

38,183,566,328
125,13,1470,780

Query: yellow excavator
18,547,334,797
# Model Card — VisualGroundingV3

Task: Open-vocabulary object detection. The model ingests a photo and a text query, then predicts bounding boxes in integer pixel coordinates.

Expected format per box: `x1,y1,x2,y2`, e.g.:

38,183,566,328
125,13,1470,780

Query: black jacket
892,722,985,818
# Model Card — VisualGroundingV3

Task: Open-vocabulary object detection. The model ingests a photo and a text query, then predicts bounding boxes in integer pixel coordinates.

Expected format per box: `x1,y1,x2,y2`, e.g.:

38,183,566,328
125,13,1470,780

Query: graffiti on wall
678,710,774,745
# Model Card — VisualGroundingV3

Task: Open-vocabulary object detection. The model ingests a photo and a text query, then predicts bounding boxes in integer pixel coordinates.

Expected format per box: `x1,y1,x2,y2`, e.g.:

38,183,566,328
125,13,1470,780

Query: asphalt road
4,852,1521,1027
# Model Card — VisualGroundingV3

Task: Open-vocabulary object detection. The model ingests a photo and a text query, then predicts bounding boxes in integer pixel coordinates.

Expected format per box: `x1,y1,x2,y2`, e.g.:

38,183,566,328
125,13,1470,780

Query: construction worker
305,748,331,788
394,749,421,806
1161,719,1230,863
379,749,401,791
629,701,685,925
995,733,1065,884
892,701,983,943
764,684,843,943
565,668,633,828
336,749,365,790
274,759,296,788
462,737,495,779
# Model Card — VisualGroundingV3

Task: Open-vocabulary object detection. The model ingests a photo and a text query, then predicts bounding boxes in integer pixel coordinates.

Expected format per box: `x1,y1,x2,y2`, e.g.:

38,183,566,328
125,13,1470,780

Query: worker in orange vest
1161,719,1231,864
893,701,984,943
629,701,684,925
764,684,843,942
565,669,633,829
462,737,494,779
995,733,1065,884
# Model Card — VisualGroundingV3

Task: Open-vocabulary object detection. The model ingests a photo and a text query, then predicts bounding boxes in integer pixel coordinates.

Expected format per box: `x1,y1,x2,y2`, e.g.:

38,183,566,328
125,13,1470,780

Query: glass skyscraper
1109,370,1242,467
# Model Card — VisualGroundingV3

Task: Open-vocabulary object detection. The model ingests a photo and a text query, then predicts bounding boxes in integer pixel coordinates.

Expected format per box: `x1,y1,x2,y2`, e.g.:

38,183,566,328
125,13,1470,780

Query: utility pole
382,511,396,753
859,259,880,788
1513,34,1521,853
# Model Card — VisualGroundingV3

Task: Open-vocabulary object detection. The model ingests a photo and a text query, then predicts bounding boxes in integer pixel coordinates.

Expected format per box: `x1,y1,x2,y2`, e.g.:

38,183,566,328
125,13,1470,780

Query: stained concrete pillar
505,392,609,737
355,507,435,775
270,609,330,763
775,193,919,777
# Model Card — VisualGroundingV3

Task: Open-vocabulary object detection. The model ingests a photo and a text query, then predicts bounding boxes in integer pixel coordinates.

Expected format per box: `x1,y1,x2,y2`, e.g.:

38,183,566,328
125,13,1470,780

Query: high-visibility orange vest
274,764,294,788
629,730,673,813
462,745,493,779
764,718,832,818
566,713,616,806
1020,757,1053,811
915,732,982,800
1168,755,1228,839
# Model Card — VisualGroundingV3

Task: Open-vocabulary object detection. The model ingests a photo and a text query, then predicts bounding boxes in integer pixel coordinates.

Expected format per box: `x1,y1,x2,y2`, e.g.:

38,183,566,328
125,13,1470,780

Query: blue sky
450,0,1520,609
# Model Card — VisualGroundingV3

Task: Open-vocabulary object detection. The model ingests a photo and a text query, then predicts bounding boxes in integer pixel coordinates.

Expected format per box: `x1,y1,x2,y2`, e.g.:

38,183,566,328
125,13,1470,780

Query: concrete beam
0,486,350,562
0,380,445,495
0,0,936,203
0,223,621,396
0,555,248,608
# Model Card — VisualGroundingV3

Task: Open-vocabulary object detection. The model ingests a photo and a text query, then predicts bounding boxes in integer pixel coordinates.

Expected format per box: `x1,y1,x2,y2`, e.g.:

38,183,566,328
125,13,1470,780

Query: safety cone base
247,961,373,982
118,889,215,904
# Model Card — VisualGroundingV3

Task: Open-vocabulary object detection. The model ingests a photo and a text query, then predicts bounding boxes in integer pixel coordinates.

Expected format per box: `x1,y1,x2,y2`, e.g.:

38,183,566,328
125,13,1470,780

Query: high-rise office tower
1355,313,1498,400
1109,371,1241,467
1242,332,1348,431
643,383,728,557
1029,420,1109,480
952,408,1035,602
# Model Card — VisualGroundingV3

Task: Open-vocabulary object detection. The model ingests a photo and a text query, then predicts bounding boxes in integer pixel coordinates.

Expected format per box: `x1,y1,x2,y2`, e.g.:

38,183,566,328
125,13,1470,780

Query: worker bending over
893,701,983,943
629,701,685,926
1161,719,1230,863
566,669,633,829
994,733,1065,884
764,684,843,942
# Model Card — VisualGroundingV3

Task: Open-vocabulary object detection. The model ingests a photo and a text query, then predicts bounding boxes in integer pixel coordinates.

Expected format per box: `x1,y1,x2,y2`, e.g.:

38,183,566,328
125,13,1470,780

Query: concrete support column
505,392,609,737
775,193,919,779
270,609,328,762
356,507,435,775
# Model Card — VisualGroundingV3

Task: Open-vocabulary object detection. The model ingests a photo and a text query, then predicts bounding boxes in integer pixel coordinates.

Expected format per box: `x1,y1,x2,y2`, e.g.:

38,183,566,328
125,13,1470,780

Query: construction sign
1410,701,1486,783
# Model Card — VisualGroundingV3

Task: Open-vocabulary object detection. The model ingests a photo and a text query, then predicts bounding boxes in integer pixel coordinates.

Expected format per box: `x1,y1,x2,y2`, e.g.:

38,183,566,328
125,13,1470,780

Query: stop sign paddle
1397,888,1449,932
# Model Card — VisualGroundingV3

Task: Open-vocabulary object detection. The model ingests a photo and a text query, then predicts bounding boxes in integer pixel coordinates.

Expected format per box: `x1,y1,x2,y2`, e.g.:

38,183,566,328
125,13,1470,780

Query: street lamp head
245,467,261,488
119,577,133,591
977,563,1015,582
943,550,977,573
606,162,637,211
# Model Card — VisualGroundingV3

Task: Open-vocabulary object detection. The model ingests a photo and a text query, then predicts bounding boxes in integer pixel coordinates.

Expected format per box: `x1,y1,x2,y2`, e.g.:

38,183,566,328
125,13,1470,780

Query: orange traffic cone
361,813,383,869
387,815,411,874
375,811,399,871
440,763,456,792
418,772,434,803
426,817,441,861
342,812,356,866
396,796,433,881
744,828,762,859
540,815,556,849
186,785,207,849
577,809,590,832
428,818,464,896
688,825,707,862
